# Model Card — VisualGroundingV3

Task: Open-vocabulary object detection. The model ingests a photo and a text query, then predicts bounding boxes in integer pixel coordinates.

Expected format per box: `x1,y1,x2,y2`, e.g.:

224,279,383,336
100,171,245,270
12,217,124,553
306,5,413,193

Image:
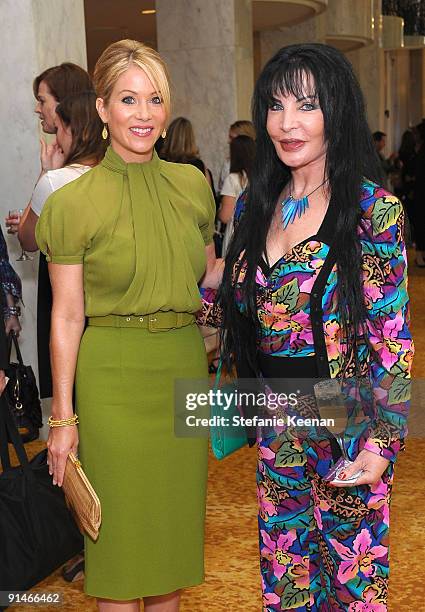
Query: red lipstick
280,139,305,152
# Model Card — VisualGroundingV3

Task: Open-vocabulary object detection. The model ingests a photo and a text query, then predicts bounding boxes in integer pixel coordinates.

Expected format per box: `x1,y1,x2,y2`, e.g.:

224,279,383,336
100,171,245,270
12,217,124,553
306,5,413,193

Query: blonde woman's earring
102,124,108,140
161,129,167,139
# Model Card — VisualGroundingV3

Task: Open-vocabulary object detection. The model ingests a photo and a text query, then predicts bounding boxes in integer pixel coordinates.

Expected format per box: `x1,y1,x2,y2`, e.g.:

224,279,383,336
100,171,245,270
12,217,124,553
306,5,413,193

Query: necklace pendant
281,195,309,230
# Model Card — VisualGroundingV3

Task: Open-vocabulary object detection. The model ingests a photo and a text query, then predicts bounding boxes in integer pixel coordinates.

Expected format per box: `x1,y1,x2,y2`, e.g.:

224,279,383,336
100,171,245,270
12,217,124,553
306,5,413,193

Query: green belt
87,312,196,332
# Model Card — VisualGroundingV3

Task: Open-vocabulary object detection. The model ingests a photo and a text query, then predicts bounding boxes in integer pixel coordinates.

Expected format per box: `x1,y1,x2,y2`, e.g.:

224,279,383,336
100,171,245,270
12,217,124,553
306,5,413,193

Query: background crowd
3,58,424,355
5,60,425,369
373,124,425,266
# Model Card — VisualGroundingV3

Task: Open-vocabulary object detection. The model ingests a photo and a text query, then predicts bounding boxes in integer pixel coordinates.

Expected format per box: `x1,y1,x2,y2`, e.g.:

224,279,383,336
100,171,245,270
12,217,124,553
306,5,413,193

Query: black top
37,254,53,398
259,194,337,276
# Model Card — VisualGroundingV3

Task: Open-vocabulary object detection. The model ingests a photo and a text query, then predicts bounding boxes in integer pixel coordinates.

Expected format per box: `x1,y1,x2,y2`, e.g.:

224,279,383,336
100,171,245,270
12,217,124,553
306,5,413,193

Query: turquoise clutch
210,360,248,460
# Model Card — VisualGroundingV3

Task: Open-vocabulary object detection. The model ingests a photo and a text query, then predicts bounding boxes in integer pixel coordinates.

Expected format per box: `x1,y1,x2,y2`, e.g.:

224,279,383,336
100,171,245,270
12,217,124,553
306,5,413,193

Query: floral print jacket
199,181,413,462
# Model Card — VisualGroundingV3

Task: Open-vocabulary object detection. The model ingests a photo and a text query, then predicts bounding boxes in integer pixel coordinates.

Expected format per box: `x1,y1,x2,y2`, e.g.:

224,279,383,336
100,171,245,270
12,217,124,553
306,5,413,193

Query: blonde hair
160,117,199,162
230,120,256,140
93,39,171,120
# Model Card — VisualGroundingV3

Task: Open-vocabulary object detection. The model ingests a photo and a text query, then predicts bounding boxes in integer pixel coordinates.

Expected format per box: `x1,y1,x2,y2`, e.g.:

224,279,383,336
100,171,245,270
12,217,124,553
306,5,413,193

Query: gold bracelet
48,414,79,428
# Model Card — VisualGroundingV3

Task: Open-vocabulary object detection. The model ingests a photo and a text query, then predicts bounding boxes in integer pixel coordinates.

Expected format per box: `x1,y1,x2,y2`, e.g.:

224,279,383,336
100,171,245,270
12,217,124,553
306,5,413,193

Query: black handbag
5,332,42,443
0,395,83,593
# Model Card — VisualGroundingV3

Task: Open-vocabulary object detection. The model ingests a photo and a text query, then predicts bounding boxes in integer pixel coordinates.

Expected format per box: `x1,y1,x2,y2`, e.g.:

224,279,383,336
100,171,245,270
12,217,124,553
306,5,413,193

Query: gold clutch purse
62,453,101,541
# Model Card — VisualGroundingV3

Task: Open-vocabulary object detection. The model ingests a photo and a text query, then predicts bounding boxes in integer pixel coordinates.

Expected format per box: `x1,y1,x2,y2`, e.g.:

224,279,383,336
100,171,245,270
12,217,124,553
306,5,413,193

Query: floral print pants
258,432,393,611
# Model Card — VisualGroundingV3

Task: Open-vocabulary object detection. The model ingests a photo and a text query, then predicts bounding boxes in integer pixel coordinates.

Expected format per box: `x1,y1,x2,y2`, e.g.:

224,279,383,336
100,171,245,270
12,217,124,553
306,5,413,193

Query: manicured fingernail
339,472,346,480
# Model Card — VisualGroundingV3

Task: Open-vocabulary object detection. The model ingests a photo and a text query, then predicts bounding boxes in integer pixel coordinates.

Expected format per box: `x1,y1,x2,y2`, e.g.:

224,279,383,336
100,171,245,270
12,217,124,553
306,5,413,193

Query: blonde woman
36,40,216,612
160,116,215,192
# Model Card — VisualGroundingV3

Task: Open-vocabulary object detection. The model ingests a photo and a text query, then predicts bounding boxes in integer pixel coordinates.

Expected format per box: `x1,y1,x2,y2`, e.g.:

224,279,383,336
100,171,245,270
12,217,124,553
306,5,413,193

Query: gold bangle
48,414,79,428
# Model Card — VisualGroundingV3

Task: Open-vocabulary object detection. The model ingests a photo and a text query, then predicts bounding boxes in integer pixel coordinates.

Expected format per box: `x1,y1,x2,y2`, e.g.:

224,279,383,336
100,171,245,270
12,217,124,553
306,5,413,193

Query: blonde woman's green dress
36,146,216,600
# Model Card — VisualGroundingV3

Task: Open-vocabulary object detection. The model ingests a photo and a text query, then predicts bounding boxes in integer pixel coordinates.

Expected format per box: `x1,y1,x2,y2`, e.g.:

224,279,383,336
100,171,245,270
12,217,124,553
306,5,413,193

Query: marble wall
389,50,411,151
346,0,385,135
156,0,254,184
326,0,374,47
0,0,87,438
32,0,87,71
259,14,326,69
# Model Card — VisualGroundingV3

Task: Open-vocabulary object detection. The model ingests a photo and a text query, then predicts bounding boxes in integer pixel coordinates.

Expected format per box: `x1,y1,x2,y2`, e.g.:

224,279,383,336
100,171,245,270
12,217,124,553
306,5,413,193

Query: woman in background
219,134,255,256
160,116,216,196
18,90,106,250
33,63,92,135
208,135,255,373
217,119,256,193
6,63,92,401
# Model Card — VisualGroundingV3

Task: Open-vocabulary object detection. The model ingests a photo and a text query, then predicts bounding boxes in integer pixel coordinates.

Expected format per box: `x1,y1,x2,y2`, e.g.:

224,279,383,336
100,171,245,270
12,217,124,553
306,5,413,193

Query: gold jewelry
102,124,108,140
48,414,79,428
161,129,167,139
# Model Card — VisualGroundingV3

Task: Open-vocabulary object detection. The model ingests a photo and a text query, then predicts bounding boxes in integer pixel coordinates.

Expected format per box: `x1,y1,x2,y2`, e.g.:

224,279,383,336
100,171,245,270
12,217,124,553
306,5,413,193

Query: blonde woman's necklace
281,178,329,230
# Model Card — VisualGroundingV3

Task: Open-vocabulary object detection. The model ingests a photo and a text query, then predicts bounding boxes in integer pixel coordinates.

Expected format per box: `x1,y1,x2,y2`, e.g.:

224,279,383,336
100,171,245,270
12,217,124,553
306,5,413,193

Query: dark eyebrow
296,95,317,102
118,89,159,96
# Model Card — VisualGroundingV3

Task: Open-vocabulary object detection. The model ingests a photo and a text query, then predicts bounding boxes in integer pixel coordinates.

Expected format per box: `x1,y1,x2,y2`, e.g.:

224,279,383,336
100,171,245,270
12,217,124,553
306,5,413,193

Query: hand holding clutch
62,453,101,541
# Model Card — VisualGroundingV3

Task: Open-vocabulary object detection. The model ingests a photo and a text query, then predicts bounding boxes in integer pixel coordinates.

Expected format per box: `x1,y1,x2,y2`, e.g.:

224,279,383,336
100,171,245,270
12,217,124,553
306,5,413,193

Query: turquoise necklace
281,178,329,230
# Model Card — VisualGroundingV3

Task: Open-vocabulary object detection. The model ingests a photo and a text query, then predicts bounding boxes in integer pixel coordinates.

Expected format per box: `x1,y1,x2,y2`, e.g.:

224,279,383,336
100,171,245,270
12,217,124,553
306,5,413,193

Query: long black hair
219,43,383,375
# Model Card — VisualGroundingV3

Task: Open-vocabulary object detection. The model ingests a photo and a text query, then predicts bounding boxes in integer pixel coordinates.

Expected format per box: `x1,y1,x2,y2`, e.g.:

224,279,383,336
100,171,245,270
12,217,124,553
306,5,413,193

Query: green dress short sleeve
36,183,99,265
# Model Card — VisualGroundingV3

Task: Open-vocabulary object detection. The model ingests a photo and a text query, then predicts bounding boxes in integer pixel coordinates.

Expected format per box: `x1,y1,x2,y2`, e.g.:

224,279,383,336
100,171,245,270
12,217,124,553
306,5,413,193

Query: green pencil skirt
75,322,208,600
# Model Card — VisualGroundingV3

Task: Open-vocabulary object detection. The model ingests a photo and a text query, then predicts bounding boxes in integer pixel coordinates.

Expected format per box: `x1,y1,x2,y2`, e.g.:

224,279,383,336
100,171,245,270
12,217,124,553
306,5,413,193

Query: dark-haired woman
1,66,87,346
18,90,105,252
200,43,413,610
33,62,92,135
17,90,106,408
6,63,93,401
219,135,255,256
217,120,256,193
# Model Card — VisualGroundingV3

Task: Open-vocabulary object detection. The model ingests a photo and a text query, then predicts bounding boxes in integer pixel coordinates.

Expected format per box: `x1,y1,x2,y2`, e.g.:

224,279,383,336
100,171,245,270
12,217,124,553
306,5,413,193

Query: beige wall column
0,0,87,438
259,16,326,71
388,49,410,151
156,0,254,182
346,0,385,134
409,49,425,126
